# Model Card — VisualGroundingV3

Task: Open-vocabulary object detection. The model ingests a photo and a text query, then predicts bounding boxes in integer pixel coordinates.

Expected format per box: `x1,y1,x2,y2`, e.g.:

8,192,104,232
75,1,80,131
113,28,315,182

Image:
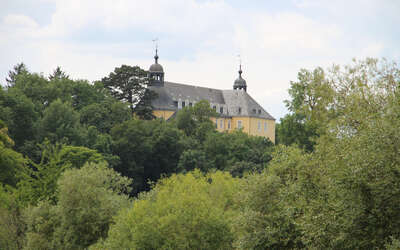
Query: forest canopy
1,58,399,249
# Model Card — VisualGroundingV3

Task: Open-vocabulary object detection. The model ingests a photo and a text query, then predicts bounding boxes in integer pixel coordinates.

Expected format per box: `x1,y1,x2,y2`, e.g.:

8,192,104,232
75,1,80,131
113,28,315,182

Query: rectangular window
213,106,216,110
220,107,223,114
237,120,242,129
264,122,267,131
173,101,178,107
182,101,185,108
189,102,193,107
253,109,256,114
238,107,241,114
228,120,231,129
220,119,223,129
258,121,261,131
258,109,261,114
215,119,218,128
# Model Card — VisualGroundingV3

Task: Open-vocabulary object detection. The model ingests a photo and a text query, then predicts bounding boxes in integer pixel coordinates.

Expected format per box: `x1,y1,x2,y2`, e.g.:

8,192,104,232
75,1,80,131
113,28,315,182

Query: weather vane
237,54,242,70
152,38,159,52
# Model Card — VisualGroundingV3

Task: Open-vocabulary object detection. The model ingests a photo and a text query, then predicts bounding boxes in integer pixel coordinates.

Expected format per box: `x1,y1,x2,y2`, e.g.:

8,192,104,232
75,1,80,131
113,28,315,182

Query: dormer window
258,109,261,114
253,109,256,113
238,107,242,114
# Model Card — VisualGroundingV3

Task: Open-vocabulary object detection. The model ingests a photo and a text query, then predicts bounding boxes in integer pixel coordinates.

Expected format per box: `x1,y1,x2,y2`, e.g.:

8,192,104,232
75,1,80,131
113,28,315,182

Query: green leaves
238,58,400,249
95,171,239,250
111,119,185,195
39,99,82,145
175,100,217,141
102,65,153,116
24,163,132,250
1,59,399,249
233,145,308,249
17,141,105,205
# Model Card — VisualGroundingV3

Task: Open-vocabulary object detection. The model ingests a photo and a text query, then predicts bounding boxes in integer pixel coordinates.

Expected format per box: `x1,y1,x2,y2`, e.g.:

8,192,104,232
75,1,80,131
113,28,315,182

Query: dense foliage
24,163,131,250
92,171,239,249
0,58,399,249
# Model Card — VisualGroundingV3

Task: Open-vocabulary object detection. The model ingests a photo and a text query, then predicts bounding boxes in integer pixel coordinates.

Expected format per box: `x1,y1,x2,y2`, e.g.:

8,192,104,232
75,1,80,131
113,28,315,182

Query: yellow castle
147,49,275,143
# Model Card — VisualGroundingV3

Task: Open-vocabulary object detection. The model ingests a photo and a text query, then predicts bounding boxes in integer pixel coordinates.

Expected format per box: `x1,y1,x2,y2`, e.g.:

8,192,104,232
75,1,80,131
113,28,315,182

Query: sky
1,0,399,120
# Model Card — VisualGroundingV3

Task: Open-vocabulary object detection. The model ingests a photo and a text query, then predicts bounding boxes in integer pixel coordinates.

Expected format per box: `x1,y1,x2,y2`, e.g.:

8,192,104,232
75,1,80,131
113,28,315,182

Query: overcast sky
1,0,399,120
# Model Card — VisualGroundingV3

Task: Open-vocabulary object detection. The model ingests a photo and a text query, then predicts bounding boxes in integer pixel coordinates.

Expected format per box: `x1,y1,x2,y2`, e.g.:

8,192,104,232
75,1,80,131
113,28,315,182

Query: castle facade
147,50,275,143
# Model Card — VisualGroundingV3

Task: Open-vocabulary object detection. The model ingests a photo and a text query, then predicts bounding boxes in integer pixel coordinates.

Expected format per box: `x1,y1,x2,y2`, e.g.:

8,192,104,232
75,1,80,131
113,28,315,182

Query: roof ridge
165,81,235,92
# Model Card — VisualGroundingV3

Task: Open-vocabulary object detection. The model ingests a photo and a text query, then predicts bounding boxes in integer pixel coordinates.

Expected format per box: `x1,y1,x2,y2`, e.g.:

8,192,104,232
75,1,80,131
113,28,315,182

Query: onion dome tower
149,47,164,86
233,64,247,92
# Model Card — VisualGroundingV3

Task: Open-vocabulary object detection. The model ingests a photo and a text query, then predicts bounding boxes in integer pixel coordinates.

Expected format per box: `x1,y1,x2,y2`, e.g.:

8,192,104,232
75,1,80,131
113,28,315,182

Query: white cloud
40,0,234,40
0,14,40,41
3,14,39,28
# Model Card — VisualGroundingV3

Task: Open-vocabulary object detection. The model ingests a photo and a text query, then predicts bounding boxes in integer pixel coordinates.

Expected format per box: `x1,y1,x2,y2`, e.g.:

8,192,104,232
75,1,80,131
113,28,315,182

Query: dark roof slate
149,81,275,120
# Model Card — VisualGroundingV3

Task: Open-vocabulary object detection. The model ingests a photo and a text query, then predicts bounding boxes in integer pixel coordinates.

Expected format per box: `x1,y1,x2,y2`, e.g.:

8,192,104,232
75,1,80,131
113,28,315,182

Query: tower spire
233,54,247,91
149,38,164,86
238,54,242,76
152,38,159,63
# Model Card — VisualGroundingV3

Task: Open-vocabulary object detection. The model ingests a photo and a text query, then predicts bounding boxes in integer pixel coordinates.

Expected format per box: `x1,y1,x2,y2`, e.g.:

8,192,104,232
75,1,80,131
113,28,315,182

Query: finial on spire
237,54,242,76
152,38,159,63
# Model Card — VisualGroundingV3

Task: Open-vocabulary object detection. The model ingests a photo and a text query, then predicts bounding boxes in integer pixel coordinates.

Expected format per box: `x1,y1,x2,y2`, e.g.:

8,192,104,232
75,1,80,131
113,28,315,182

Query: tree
278,67,334,151
0,119,13,148
175,100,217,142
38,99,82,145
80,99,131,134
192,99,219,123
276,113,317,152
134,88,157,120
232,145,308,249
84,129,120,168
203,130,273,174
0,120,26,187
24,163,132,250
70,80,107,110
48,66,69,80
17,141,104,205
9,71,51,113
176,106,197,136
101,65,154,116
177,149,208,172
111,119,185,195
92,171,239,250
6,62,28,87
298,58,400,249
0,87,38,149
0,185,25,250
233,58,400,249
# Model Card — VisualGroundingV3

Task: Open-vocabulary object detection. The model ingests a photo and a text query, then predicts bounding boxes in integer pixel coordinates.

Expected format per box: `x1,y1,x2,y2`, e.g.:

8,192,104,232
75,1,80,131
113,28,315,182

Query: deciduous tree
24,163,132,250
92,171,238,250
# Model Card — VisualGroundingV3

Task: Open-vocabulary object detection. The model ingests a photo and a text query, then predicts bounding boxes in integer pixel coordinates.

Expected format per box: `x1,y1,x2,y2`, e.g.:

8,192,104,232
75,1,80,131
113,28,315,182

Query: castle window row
214,118,268,133
173,100,195,109
173,100,267,118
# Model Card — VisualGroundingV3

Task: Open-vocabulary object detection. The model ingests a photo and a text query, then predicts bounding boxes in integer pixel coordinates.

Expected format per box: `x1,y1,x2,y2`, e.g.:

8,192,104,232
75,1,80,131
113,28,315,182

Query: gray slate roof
149,81,275,120
149,63,164,72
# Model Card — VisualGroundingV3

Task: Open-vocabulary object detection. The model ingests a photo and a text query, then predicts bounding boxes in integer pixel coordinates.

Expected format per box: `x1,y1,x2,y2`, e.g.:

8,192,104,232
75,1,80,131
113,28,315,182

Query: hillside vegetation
1,58,399,249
